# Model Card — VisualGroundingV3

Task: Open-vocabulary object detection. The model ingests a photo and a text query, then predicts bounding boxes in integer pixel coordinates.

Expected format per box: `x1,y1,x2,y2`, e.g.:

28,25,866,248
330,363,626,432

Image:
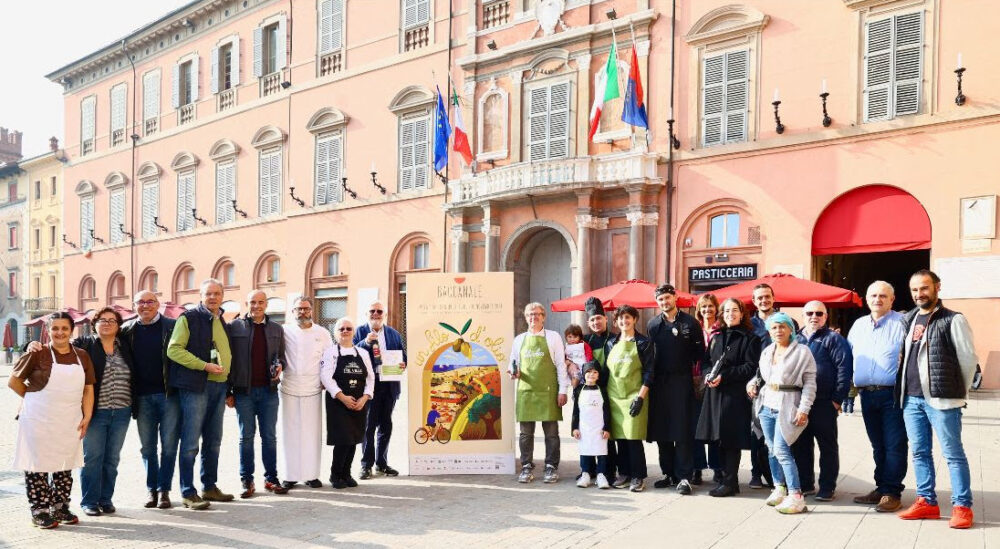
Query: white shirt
282,323,333,397
508,328,570,395
320,345,375,398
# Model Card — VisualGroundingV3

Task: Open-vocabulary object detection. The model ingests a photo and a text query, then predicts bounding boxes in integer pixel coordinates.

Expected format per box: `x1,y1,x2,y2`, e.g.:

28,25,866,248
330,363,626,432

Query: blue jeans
860,388,908,497
178,381,227,497
135,392,181,493
902,396,972,507
759,406,801,493
580,455,608,476
234,387,280,483
80,406,132,508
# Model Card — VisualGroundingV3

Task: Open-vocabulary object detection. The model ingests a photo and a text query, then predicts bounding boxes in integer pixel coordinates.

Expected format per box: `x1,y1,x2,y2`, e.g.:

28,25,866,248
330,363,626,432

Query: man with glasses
792,300,853,502
353,300,406,480
279,296,331,489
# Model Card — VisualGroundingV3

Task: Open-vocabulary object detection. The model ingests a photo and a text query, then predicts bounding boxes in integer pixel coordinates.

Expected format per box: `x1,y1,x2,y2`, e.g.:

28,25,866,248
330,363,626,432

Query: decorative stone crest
534,0,568,37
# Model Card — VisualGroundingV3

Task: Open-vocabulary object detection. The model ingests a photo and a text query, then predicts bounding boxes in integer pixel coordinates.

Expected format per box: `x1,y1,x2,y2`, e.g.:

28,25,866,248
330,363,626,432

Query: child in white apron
571,362,611,488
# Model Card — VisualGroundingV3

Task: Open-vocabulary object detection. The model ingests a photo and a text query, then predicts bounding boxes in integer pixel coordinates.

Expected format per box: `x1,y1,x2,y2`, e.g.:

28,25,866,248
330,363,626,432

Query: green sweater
166,314,232,383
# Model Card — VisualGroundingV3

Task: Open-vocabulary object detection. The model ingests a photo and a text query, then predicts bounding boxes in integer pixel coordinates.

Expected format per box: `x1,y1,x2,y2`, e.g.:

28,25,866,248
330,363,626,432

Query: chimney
49,136,59,152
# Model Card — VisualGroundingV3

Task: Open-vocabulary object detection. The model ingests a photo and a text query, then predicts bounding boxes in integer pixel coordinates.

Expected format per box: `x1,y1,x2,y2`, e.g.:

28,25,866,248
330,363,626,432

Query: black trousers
657,439,693,481
718,446,742,488
331,444,357,481
750,433,773,483
25,471,73,512
360,383,397,469
792,399,839,492
615,440,647,479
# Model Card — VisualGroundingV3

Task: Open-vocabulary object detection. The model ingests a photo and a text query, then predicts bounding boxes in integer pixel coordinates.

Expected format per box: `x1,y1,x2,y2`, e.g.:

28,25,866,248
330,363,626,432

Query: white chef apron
11,347,86,472
577,388,608,456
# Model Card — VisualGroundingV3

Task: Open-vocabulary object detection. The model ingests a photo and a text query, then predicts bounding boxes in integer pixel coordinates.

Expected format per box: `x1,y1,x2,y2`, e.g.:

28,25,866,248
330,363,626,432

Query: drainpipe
122,40,138,299
664,0,677,284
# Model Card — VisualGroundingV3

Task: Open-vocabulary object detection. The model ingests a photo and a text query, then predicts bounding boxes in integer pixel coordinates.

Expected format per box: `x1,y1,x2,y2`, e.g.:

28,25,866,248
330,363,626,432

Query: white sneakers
766,485,788,507
776,493,807,514
596,473,610,489
576,472,592,488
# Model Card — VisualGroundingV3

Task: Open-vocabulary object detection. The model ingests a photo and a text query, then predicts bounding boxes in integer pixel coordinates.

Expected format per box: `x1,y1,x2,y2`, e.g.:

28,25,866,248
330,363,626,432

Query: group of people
9,279,407,529
510,270,978,528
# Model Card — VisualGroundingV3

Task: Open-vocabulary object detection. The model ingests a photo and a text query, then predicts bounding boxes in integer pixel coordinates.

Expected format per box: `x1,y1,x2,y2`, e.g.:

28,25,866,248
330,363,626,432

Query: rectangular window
314,132,343,205
49,225,56,247
176,171,196,231
33,228,40,249
398,114,430,191
50,176,57,196
219,43,234,91
402,0,430,29
33,181,40,200
215,161,236,224
702,49,748,147
7,181,16,202
259,148,282,216
527,81,571,161
315,286,348,334
319,0,345,53
710,213,740,248
269,259,280,282
8,225,17,250
110,83,127,146
142,180,159,239
224,264,235,286
81,95,97,155
49,275,56,298
80,196,94,250
413,242,430,269
8,271,16,298
109,188,126,244
325,251,340,276
864,12,923,122
143,71,161,135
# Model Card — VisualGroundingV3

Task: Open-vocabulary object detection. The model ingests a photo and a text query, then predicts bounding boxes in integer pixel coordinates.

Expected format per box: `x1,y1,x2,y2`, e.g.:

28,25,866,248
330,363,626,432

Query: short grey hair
333,316,354,333
246,289,267,303
866,280,895,297
133,290,158,303
200,278,224,293
294,296,313,308
523,302,545,315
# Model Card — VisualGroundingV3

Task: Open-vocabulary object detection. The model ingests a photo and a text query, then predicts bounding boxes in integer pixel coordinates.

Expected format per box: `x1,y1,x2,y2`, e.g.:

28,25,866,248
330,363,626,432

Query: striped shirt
97,344,132,409
847,310,906,387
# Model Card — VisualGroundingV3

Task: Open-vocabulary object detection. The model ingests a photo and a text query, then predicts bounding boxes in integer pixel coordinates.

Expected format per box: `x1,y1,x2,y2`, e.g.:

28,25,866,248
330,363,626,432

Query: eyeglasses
295,307,312,312
526,313,544,317
338,327,354,332
135,300,158,307
805,311,826,317
369,309,384,314
96,318,119,325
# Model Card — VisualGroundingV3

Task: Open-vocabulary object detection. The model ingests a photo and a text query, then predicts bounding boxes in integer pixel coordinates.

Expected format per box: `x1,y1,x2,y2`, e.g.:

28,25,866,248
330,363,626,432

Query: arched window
79,275,98,310
213,258,237,288
709,213,740,248
139,268,159,293
253,251,283,289
107,271,128,302
305,243,348,334
389,233,437,346
173,263,197,305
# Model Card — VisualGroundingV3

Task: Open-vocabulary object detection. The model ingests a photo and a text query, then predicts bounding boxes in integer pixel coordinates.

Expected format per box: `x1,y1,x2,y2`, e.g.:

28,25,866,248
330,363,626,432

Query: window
150,273,159,292
80,95,97,155
478,83,509,161
398,114,430,191
254,18,286,78
33,276,40,299
314,132,343,205
324,251,340,276
709,213,740,248
110,83,127,146
7,181,15,202
224,264,236,286
259,148,282,216
8,272,16,298
141,179,159,239
314,286,348,334
80,196,95,250
7,225,17,250
413,242,430,269
50,176,57,196
49,275,56,298
702,50,748,146
33,228,40,249
178,267,196,290
527,81,570,161
318,0,345,54
49,226,56,248
33,180,40,200
268,258,280,282
211,39,240,94
143,70,161,135
215,161,236,223
109,188,126,244
864,12,923,122
176,171,196,231
173,58,198,108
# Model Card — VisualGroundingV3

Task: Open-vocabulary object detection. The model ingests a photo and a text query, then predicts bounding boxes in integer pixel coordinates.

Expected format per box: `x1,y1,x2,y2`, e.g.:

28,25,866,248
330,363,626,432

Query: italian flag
451,89,474,165
588,40,620,142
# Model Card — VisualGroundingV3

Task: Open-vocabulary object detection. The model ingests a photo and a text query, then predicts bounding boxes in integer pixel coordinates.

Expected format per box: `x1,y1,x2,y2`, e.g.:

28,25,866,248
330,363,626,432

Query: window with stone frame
863,10,923,122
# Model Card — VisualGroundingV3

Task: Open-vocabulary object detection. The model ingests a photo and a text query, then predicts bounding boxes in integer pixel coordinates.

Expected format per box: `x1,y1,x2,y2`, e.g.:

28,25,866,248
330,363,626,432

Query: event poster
405,272,515,475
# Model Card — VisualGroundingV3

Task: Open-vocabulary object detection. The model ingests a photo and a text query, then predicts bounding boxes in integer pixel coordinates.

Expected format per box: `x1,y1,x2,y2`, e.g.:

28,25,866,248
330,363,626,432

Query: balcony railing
25,297,59,312
447,151,660,204
144,117,158,136
404,24,430,52
261,72,282,97
482,0,510,29
178,104,196,125
111,128,125,147
217,88,236,112
81,139,94,155
319,50,343,76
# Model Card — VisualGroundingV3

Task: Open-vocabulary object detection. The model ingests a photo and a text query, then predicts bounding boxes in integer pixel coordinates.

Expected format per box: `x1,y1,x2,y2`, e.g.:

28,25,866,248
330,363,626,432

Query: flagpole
627,20,651,151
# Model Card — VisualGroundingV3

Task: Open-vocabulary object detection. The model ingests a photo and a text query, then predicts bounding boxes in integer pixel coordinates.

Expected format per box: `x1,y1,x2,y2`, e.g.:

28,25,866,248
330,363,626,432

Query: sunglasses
369,309,384,314
338,327,354,332
805,311,826,317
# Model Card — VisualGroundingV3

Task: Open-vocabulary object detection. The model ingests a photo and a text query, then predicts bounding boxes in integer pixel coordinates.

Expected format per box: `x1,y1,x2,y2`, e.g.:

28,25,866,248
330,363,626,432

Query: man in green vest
509,302,569,483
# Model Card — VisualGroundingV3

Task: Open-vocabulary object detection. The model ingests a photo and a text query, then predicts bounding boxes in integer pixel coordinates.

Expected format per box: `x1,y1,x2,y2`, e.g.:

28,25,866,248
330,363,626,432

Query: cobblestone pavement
1,362,996,548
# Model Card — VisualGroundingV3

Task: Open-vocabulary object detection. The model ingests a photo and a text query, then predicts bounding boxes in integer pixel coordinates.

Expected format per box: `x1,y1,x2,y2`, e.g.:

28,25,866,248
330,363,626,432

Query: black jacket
72,335,136,417
227,313,286,394
645,311,704,443
895,304,966,401
603,332,656,388
695,325,760,449
119,315,178,395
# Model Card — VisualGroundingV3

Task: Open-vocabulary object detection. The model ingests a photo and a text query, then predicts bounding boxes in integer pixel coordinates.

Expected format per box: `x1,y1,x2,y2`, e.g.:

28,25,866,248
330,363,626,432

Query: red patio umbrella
550,279,697,312
159,302,188,319
2,323,13,348
112,304,138,321
710,273,862,308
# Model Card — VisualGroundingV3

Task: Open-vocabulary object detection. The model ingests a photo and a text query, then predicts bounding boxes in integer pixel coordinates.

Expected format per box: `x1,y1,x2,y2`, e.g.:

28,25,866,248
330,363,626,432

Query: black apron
324,346,370,446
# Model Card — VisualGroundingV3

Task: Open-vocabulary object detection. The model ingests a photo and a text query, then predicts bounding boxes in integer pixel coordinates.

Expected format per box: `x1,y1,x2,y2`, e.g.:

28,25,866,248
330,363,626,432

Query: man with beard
279,297,332,489
645,284,704,495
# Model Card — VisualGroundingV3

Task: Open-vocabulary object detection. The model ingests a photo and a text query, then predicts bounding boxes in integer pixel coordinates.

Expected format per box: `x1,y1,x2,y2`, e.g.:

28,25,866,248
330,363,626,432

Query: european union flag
434,86,452,172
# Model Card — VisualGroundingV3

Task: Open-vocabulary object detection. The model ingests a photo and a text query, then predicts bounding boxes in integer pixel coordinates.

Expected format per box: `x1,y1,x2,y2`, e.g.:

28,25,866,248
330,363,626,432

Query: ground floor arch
502,222,576,333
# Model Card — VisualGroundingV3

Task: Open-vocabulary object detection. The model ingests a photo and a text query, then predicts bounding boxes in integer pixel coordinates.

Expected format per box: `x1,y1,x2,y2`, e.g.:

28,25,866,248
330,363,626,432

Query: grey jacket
748,341,817,445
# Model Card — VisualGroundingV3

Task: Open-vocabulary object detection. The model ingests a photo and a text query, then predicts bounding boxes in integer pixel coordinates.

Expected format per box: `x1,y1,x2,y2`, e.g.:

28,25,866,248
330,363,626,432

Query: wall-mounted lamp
230,200,247,218
153,216,169,232
289,186,306,207
606,8,617,20
280,81,292,89
191,209,207,226
119,224,134,240
342,176,357,200
486,39,497,51
666,118,681,150
62,234,78,249
89,229,105,244
771,89,785,135
370,162,386,194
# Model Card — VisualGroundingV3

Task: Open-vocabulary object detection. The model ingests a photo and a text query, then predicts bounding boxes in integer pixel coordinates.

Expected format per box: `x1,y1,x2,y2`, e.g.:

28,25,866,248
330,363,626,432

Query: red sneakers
898,497,941,520
949,506,974,529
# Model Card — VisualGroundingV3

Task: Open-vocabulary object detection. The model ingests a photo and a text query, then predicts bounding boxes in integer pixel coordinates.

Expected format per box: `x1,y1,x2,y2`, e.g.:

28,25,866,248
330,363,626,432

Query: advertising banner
405,272,515,475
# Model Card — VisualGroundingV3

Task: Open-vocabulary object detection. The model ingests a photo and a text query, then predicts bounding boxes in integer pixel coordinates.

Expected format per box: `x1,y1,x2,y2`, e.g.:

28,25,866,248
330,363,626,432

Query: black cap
655,283,677,297
584,297,605,318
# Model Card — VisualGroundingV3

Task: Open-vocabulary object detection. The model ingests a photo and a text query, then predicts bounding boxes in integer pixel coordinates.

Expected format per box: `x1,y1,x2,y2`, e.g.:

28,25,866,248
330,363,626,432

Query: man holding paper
354,300,406,480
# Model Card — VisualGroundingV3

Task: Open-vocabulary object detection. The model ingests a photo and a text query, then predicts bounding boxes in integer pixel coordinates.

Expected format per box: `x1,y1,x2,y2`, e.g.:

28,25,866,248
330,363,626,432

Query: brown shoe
876,495,902,512
201,486,235,502
240,480,255,499
158,492,172,509
853,489,881,505
145,490,158,508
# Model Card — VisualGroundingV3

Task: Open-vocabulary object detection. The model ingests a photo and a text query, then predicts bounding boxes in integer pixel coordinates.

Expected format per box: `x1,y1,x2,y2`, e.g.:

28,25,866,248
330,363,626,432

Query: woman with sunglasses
321,317,374,489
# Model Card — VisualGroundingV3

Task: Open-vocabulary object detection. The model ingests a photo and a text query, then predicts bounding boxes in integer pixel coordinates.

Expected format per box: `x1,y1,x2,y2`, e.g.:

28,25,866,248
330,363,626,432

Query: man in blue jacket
353,300,406,479
793,300,853,502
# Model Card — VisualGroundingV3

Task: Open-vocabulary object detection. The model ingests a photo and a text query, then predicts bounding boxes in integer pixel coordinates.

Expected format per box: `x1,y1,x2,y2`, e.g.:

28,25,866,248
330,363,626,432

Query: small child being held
564,324,593,388
572,361,611,488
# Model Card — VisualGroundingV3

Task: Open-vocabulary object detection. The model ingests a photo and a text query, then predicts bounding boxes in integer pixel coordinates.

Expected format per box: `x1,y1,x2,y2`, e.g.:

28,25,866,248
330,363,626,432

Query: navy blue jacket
796,326,853,403
169,305,229,393
353,323,406,399
120,315,178,396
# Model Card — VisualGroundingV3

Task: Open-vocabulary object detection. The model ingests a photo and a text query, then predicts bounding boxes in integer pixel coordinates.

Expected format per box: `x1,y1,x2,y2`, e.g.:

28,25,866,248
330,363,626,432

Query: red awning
812,185,931,255
550,279,697,312
710,273,863,309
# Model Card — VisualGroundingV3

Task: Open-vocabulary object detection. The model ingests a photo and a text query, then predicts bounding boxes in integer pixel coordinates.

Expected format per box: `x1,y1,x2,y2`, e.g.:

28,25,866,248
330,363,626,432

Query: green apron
592,345,607,368
606,339,647,440
515,334,562,422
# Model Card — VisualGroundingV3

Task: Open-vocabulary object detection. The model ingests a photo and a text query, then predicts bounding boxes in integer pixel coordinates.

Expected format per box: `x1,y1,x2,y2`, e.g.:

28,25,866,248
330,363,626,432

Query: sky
1,1,191,159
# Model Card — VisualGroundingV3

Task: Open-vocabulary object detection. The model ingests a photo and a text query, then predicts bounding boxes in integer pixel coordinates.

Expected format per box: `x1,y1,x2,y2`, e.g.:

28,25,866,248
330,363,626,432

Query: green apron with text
592,345,607,368
515,335,562,422
606,339,647,440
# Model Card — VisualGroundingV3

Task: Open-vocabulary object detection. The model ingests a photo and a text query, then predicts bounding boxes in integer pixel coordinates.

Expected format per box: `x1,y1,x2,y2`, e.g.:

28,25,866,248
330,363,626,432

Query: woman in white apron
9,312,95,529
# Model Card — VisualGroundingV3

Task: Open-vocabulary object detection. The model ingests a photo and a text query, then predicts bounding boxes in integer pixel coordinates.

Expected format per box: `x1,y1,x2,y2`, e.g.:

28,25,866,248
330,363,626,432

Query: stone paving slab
0,362,995,548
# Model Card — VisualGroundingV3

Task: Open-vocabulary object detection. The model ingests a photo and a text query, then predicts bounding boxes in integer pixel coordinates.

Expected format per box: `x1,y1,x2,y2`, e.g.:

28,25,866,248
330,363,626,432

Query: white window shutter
232,36,241,85
414,117,429,188
177,173,195,231
109,190,125,244
319,0,334,53
253,27,264,78
171,64,180,109
701,54,724,146
210,47,220,94
330,134,343,201
548,82,570,159
80,197,94,250
403,0,418,29
724,50,748,143
276,15,287,70
399,119,415,191
331,0,344,50
190,55,200,102
417,0,430,25
110,84,126,132
259,152,271,215
270,151,282,213
864,18,892,121
142,181,158,239
315,134,331,205
143,72,160,119
81,97,96,141
215,161,235,223
528,86,548,161
893,12,922,116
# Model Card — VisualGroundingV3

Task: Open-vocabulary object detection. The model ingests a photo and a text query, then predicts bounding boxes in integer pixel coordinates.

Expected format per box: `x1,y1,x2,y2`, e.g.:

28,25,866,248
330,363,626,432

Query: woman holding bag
321,317,374,489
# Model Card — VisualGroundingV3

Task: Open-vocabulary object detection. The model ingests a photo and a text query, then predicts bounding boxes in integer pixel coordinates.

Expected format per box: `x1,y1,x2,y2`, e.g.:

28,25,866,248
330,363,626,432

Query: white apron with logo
11,348,86,472
577,387,608,456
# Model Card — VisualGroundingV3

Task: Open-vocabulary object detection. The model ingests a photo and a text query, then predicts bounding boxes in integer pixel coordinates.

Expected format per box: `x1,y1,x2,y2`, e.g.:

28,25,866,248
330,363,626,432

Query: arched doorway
503,223,575,333
812,185,931,328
